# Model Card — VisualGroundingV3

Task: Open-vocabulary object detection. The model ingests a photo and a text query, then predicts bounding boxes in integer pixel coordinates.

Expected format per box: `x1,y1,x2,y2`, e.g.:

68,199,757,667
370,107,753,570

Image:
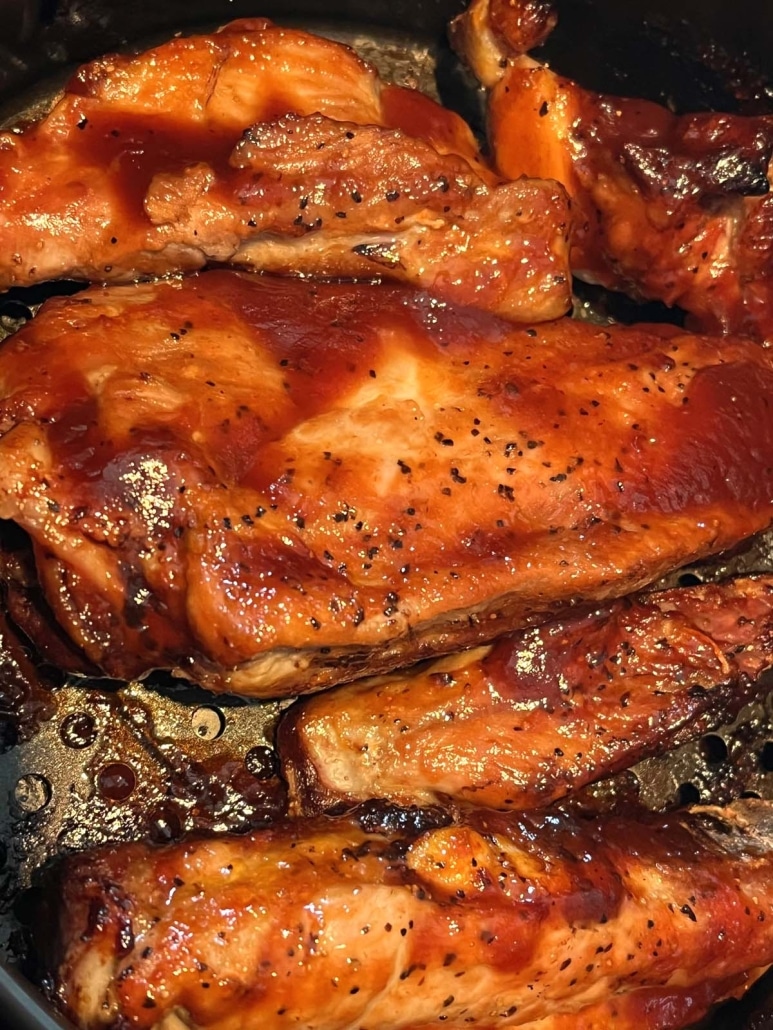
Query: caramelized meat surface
1,272,773,695
0,19,571,322
485,58,773,338
51,801,773,1029
448,0,556,88
145,111,571,322
281,575,773,812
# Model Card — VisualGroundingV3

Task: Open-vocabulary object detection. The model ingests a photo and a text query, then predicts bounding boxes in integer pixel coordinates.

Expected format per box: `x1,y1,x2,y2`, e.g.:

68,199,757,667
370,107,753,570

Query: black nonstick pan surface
1,0,773,1027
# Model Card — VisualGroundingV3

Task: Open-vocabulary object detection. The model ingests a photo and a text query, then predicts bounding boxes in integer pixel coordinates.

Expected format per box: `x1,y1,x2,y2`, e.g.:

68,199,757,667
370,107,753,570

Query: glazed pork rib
452,0,773,339
448,0,557,89
487,58,773,339
2,271,773,695
0,18,571,322
144,111,571,323
280,575,773,813
50,800,773,1030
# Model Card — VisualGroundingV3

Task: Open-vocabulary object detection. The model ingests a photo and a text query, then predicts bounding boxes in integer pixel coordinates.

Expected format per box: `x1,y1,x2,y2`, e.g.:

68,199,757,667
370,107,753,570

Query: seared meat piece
280,575,773,812
450,0,773,339
485,58,773,339
448,0,556,88
143,112,571,322
0,18,572,322
1,272,773,695
51,800,773,1029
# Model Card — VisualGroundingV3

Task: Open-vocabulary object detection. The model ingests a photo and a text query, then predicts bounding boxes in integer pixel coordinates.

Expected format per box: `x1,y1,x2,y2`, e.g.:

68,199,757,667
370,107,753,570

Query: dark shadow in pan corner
545,0,773,114
707,970,773,1029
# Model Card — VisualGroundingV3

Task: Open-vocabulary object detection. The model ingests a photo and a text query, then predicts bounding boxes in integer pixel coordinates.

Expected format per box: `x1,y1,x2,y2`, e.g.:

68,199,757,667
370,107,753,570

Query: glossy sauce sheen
280,575,773,811
486,57,773,339
1,271,773,695
449,0,557,88
0,18,571,322
51,801,773,1029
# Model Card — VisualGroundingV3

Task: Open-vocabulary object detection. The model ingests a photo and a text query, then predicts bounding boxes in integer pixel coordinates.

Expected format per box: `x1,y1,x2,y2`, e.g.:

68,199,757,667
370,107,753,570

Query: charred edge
351,242,403,269
352,798,453,840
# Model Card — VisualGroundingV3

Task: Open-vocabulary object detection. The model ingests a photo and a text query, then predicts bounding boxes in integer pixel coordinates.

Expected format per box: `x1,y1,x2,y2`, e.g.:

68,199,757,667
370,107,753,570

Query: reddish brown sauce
96,762,137,802
379,84,479,163
54,111,239,222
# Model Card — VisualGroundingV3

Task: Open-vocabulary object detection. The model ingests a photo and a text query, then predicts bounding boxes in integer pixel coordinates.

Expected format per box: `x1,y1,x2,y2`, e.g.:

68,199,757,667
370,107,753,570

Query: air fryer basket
1,1,773,1027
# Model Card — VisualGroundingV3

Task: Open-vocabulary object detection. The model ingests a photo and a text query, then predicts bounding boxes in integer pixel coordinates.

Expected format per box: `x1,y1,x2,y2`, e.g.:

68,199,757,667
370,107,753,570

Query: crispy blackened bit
0,605,58,749
1,272,773,696
279,575,773,813
50,800,773,1029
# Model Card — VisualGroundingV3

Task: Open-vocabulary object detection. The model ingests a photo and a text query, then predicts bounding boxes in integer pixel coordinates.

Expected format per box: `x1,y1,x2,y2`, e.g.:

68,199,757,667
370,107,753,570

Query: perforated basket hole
676,572,703,587
59,711,97,749
96,762,137,802
147,802,185,845
13,774,51,814
700,734,728,766
676,781,701,806
191,705,226,741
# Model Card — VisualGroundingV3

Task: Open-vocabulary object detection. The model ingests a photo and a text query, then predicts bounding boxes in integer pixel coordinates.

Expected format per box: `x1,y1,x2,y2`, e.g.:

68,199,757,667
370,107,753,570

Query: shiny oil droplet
60,711,97,749
97,762,136,802
191,705,225,741
14,773,51,814
245,745,279,780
